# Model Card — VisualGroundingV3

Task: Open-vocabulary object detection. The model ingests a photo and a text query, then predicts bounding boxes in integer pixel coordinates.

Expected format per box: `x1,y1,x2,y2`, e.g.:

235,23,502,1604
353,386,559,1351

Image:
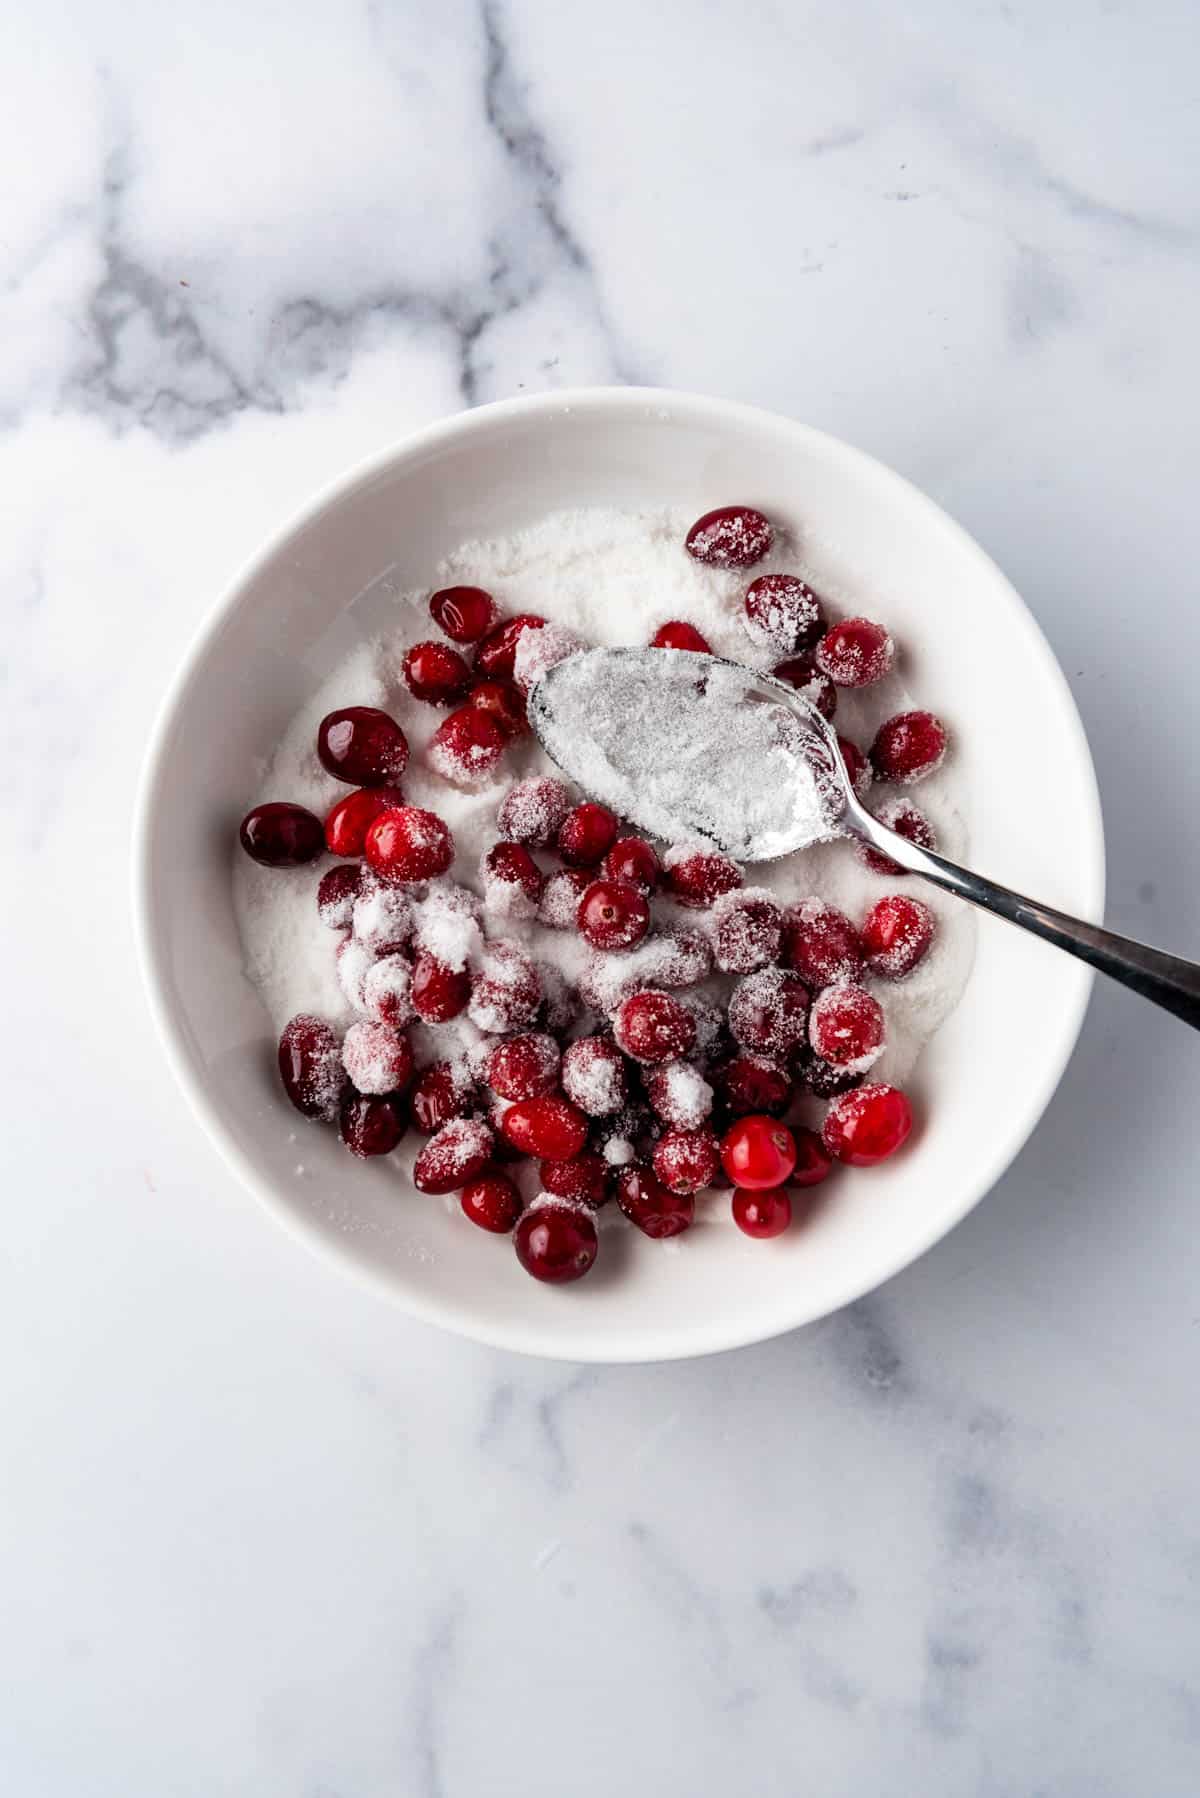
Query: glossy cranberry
538,867,592,928
616,1166,694,1238
712,1054,792,1118
428,706,507,785
413,1117,494,1194
277,1014,343,1119
727,968,810,1056
316,863,363,928
871,710,948,783
822,1084,913,1166
720,1115,797,1190
602,836,661,892
481,842,544,916
815,618,894,688
663,849,743,909
473,613,547,679
859,797,937,876
460,1170,522,1233
411,952,471,1023
468,941,542,1034
782,899,863,988
837,736,873,800
613,991,697,1064
339,1088,407,1158
497,775,571,845
809,984,886,1070
239,802,324,867
410,1060,474,1133
685,505,773,569
500,1094,588,1160
324,785,406,857
646,1060,713,1129
560,1037,628,1116
577,879,650,951
772,652,837,721
732,1187,792,1239
539,1152,609,1207
402,639,472,706
792,1125,834,1188
429,584,497,643
792,1046,865,1099
713,890,784,974
341,1021,413,1096
485,1032,560,1100
365,806,454,883
317,706,409,786
653,1126,719,1195
467,678,529,739
557,802,619,868
514,1201,598,1282
650,620,712,653
743,573,824,654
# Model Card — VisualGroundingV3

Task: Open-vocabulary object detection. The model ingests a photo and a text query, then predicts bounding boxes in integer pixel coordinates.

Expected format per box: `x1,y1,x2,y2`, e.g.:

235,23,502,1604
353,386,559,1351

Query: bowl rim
132,385,1106,1362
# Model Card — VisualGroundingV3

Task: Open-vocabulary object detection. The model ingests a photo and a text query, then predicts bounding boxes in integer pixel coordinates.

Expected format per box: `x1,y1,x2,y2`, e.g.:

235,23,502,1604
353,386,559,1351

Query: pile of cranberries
241,505,950,1285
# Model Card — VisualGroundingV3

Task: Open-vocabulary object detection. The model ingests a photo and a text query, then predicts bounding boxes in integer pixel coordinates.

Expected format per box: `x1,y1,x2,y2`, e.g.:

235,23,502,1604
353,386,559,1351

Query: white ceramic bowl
135,388,1104,1362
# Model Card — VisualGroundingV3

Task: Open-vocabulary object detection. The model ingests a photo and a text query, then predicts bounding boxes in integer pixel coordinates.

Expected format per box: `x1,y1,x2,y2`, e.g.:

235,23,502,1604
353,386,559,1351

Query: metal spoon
530,647,1200,1030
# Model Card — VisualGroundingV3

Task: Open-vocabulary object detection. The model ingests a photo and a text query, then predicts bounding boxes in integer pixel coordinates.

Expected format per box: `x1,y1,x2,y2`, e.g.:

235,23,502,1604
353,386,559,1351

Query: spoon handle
852,810,1200,1030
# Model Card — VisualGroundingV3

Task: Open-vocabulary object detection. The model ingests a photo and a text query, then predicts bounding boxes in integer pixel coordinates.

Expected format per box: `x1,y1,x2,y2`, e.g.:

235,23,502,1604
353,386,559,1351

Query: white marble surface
4,0,1200,1790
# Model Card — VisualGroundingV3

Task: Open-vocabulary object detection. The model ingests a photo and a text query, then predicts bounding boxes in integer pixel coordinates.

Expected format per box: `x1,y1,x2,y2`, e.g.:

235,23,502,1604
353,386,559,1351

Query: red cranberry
429,585,497,643
481,842,544,918
411,952,470,1023
713,889,784,974
772,652,837,721
469,941,542,1034
646,1060,713,1129
427,706,507,785
277,1014,343,1119
577,879,650,951
560,1037,628,1116
467,678,529,740
653,1126,719,1195
317,706,409,786
497,775,571,845
871,710,948,783
539,1152,609,1207
663,848,743,909
616,1166,694,1238
460,1170,522,1233
240,802,324,867
782,899,863,989
365,806,454,883
792,1125,834,1188
792,1046,865,1099
410,1060,475,1133
685,505,773,569
822,1084,913,1166
485,1032,561,1100
513,1201,598,1282
727,968,810,1055
473,613,547,679
859,797,936,876
341,1020,413,1095
413,1117,494,1193
602,836,661,892
324,785,406,858
837,736,873,800
743,573,824,655
402,639,472,706
557,802,619,868
339,1089,407,1158
316,863,363,928
712,1054,791,1118
815,618,894,688
650,620,712,653
720,1115,797,1190
362,952,414,1027
538,867,592,929
500,1095,588,1160
613,990,697,1064
862,894,936,978
732,1187,793,1239
809,983,885,1071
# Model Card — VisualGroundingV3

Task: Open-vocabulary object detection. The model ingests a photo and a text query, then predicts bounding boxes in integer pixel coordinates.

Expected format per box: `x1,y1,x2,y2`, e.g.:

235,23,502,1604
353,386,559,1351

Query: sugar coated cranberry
712,888,784,974
240,802,324,867
411,952,470,1023
743,573,824,655
336,936,375,1013
499,1095,588,1160
578,879,650,952
460,1171,522,1233
469,941,542,1034
602,836,661,892
485,1032,561,1100
685,505,773,569
859,796,936,876
480,842,543,919
557,802,619,868
352,883,414,955
278,1014,343,1119
339,1089,407,1158
538,867,592,929
772,652,837,721
782,899,863,989
514,1200,598,1282
613,990,697,1064
365,806,454,883
809,983,885,1072
732,1186,792,1239
413,1117,494,1194
815,618,894,688
410,1059,475,1133
646,1060,713,1130
467,677,529,740
682,993,723,1059
650,620,712,653
402,639,472,706
560,1037,628,1116
712,1054,791,1118
428,706,506,786
513,620,585,695
792,1046,865,1099
362,952,415,1027
497,775,571,846
727,968,810,1055
792,1125,834,1188
862,894,936,978
663,847,743,909
871,710,948,784
341,1020,412,1096
822,1084,913,1166
653,1126,719,1195
473,613,547,679
429,584,497,643
616,1166,695,1238
837,736,873,801
539,1152,609,1206
720,1115,797,1190
317,706,409,786
317,863,362,928
325,784,406,857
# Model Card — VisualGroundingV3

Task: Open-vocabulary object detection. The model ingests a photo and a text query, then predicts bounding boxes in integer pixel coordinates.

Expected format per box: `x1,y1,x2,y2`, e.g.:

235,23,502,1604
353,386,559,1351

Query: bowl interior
137,390,1103,1361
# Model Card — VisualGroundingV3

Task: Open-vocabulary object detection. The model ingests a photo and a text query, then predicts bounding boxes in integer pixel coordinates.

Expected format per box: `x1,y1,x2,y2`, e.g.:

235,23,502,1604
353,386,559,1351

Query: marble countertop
6,1,1200,1791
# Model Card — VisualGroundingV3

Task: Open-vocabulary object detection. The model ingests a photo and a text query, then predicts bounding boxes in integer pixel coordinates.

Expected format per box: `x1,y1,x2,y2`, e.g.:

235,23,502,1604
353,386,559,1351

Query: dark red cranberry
616,1166,694,1238
602,836,661,892
557,802,619,868
743,573,824,654
663,849,743,909
650,620,712,653
613,991,697,1064
316,862,363,927
815,618,894,688
577,878,651,951
402,639,472,706
513,1201,598,1282
560,1037,628,1116
822,1084,913,1166
499,1095,588,1160
837,736,873,800
727,968,810,1056
481,842,544,914
685,505,773,569
429,585,497,643
467,678,530,740
809,984,885,1070
720,1116,797,1190
792,1046,864,1099
713,891,784,974
410,1060,474,1133
412,1118,494,1194
859,798,937,876
485,1032,561,1100
539,1152,610,1206
652,1126,720,1195
732,1187,792,1239
427,706,506,785
460,1170,522,1232
365,806,454,883
468,942,542,1034
862,894,936,978
870,710,948,783
772,652,837,721
339,1088,407,1158
240,802,324,867
792,1126,834,1188
497,776,571,845
411,952,471,1023
712,1054,792,1118
341,1021,413,1095
317,706,409,786
782,900,863,989
277,1014,343,1119
324,785,406,857
473,613,547,679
